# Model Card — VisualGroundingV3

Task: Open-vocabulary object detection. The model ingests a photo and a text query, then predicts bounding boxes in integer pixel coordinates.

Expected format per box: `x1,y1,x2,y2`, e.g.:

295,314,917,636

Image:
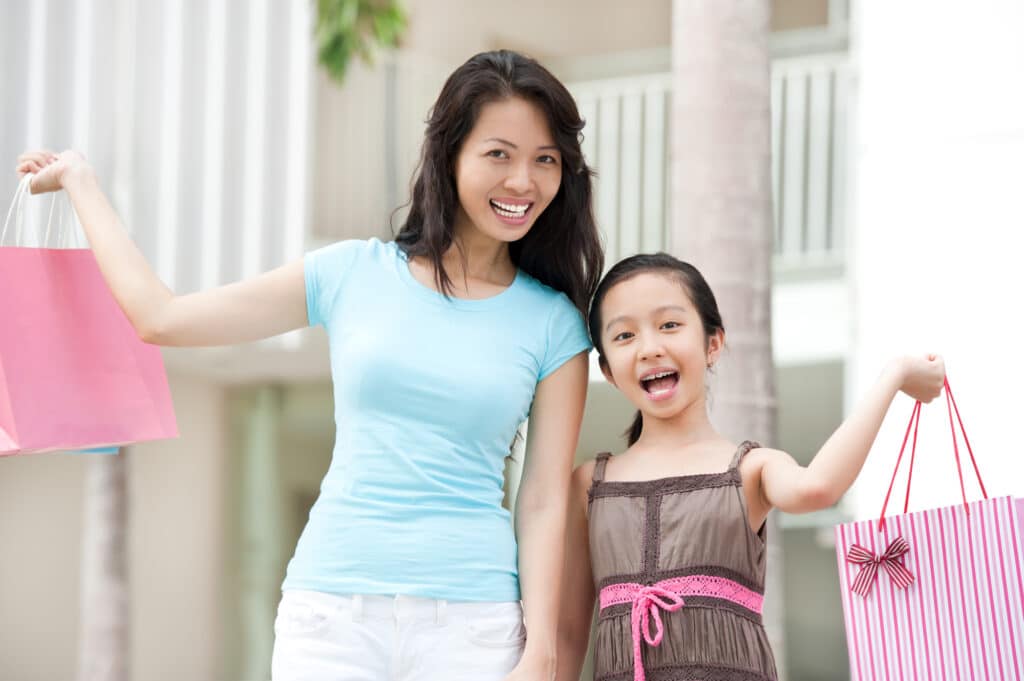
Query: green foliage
315,0,407,84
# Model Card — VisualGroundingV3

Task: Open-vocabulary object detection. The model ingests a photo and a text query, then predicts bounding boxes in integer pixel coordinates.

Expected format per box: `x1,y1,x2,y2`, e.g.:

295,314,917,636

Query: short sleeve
304,239,367,328
538,295,592,380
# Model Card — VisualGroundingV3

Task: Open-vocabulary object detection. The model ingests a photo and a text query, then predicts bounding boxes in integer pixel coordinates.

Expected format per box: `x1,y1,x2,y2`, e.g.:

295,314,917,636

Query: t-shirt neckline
392,241,524,310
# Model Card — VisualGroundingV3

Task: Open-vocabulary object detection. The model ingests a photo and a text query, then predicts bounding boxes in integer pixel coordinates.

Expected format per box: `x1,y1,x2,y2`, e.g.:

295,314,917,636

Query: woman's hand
891,354,945,403
16,149,93,194
503,653,555,681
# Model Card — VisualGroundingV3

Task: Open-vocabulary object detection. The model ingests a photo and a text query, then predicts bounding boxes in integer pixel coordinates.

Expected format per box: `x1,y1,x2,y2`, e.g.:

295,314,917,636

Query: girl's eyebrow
604,305,688,332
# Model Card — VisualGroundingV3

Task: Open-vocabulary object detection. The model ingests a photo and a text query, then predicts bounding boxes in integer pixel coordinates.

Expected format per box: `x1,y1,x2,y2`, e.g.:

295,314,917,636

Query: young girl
18,50,602,681
556,253,944,681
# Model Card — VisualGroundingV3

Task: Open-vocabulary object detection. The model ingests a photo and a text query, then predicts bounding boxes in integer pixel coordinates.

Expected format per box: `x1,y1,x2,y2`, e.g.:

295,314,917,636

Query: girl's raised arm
18,150,308,347
747,355,945,520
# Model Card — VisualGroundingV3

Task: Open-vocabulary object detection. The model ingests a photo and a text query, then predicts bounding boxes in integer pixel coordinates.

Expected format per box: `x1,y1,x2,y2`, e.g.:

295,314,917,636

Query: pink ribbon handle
878,375,987,533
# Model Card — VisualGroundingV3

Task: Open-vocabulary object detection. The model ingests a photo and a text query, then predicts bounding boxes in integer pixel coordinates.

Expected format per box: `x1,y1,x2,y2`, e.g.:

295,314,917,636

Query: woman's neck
444,219,516,286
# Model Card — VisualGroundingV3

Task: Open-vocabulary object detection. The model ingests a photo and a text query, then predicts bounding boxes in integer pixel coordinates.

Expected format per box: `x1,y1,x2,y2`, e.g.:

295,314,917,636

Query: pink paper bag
0,179,178,455
834,380,1024,680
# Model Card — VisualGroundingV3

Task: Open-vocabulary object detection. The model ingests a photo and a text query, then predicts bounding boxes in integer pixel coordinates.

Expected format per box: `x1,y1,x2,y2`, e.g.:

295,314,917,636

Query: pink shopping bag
0,176,178,455
834,378,1024,680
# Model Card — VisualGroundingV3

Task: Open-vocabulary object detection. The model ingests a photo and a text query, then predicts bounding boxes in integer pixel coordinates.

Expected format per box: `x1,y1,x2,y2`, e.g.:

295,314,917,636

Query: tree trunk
76,451,130,681
671,1,786,677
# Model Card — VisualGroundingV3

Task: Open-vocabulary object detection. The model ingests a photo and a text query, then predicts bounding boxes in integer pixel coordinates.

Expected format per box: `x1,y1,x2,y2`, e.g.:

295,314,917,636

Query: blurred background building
1,1,1021,679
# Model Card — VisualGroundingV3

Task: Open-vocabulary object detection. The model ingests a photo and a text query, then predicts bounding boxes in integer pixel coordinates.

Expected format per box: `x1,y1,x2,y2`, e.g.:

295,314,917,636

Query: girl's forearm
806,359,907,502
62,166,173,339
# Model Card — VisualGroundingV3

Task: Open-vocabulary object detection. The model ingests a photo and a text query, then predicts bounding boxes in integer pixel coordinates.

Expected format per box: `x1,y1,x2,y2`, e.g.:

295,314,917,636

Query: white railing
1,0,315,295
570,74,673,264
567,52,850,271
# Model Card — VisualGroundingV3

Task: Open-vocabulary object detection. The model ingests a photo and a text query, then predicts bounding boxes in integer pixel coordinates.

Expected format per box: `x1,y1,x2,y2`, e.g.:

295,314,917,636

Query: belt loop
436,599,447,626
351,594,364,623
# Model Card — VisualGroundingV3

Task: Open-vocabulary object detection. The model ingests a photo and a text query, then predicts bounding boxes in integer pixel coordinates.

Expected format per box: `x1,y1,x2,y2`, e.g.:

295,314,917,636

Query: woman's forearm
62,166,174,340
516,489,568,673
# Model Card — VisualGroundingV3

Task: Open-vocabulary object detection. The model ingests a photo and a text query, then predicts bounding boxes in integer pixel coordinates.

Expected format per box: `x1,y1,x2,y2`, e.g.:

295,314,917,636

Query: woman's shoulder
514,269,576,308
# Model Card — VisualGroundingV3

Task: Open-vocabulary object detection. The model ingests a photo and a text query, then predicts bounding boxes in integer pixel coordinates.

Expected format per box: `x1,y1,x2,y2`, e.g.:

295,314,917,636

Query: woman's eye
612,331,633,342
538,154,559,165
487,149,509,159
661,321,680,330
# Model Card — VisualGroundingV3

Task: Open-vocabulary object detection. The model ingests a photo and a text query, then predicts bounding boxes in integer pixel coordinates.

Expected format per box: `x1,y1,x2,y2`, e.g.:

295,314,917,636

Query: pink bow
847,536,915,597
629,585,686,681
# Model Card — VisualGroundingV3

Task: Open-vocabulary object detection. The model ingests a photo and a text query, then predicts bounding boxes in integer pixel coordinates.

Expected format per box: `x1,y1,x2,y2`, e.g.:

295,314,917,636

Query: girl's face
599,272,722,420
452,96,562,245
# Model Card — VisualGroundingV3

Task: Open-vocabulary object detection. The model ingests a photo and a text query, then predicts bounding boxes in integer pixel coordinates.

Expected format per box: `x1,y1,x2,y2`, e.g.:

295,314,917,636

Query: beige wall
0,372,228,681
403,0,672,63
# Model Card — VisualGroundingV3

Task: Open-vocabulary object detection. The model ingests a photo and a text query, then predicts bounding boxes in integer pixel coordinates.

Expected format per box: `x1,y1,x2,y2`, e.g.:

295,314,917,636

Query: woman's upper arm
518,352,589,501
147,258,309,347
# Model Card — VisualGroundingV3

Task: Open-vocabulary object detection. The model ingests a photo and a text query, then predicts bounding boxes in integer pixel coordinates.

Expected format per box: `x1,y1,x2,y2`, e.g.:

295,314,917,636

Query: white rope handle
2,173,73,247
1,174,33,245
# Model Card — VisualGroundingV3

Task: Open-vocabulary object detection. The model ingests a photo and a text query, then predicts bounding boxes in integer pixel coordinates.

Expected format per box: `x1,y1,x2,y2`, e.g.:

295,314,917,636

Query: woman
18,50,603,680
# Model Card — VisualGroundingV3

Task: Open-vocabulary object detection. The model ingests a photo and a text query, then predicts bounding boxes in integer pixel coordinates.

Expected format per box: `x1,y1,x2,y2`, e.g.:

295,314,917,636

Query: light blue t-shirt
282,238,590,601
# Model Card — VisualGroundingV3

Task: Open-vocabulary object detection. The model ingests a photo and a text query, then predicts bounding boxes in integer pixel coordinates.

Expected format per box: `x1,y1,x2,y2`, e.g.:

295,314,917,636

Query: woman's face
452,96,562,245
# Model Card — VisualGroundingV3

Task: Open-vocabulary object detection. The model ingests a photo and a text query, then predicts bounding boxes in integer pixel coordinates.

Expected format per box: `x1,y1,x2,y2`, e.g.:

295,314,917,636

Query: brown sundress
586,441,778,681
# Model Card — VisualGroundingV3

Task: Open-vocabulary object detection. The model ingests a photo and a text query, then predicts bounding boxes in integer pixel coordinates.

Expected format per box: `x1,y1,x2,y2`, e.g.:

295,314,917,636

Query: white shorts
271,590,526,681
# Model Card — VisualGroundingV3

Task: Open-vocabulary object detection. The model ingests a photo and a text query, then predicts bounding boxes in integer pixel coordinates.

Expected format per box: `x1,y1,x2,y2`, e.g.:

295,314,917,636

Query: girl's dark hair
587,253,724,446
394,50,603,314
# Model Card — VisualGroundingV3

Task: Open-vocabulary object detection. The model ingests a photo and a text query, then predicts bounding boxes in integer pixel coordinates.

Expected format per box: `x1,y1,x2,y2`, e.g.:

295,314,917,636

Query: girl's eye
661,321,680,330
487,149,509,159
612,331,633,342
537,154,559,165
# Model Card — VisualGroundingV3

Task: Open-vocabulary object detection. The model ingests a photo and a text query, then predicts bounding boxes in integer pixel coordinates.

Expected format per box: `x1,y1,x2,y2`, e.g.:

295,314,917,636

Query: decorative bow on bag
846,536,915,597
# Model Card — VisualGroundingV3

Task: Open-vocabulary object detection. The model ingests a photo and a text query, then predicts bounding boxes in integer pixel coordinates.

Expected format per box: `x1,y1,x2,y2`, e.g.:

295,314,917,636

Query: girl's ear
599,355,617,387
706,329,725,368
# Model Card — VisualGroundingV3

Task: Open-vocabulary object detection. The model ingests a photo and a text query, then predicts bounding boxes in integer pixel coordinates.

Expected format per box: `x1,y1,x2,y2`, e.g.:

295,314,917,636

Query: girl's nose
638,338,665,361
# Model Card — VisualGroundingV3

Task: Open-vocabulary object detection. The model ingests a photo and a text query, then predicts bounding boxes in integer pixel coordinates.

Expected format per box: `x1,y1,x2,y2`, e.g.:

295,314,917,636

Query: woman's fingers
17,151,54,167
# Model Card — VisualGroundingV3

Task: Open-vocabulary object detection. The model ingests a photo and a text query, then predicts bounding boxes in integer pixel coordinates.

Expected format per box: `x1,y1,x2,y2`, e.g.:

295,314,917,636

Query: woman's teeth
491,200,529,218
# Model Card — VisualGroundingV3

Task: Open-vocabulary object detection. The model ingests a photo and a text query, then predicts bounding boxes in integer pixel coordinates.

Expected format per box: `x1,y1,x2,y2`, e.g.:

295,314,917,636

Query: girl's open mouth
640,370,679,401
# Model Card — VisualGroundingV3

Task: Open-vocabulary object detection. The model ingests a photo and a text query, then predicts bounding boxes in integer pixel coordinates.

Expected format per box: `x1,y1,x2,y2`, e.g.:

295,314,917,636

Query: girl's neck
632,398,720,452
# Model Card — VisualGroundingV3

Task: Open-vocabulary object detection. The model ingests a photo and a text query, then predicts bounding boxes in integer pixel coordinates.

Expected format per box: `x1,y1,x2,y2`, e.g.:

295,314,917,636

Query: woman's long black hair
394,50,603,314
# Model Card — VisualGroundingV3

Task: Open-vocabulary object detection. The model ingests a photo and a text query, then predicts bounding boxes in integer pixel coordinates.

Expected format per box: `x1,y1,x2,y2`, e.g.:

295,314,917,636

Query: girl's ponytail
625,410,643,446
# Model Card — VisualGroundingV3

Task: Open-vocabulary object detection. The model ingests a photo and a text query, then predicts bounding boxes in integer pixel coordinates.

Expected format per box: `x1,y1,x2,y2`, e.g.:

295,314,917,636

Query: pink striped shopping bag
834,378,1024,680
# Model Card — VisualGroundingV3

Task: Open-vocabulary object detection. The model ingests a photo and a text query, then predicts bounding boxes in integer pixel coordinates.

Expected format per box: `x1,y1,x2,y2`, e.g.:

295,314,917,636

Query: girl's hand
892,353,945,403
16,149,93,194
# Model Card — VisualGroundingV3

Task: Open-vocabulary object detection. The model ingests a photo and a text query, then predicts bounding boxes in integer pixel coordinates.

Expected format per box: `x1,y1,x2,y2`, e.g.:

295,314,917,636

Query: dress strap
728,440,761,469
592,452,612,484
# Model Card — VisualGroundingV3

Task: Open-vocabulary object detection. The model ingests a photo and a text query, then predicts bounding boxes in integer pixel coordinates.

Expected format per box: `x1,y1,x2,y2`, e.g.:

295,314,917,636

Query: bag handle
878,376,986,532
2,174,74,247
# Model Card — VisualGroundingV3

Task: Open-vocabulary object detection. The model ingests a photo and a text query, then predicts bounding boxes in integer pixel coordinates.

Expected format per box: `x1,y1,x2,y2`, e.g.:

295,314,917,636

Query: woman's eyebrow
482,137,559,151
